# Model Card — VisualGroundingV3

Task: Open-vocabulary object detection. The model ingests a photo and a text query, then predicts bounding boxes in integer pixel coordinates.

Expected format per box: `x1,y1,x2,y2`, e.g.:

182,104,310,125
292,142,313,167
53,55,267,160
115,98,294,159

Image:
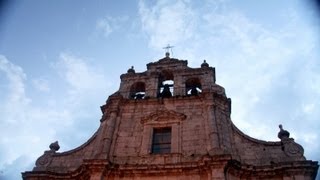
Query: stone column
207,105,220,154
171,123,180,153
146,74,159,98
173,75,185,96
101,111,118,158
140,125,153,155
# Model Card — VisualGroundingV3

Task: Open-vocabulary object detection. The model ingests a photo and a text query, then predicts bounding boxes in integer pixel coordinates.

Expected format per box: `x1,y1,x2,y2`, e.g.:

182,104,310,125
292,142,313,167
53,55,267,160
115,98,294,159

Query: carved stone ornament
35,141,60,168
35,151,54,167
282,138,304,157
141,110,186,124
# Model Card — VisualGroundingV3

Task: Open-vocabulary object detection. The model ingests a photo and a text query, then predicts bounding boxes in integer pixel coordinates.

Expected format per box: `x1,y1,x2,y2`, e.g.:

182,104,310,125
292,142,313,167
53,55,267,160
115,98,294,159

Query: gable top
146,55,188,71
121,54,214,79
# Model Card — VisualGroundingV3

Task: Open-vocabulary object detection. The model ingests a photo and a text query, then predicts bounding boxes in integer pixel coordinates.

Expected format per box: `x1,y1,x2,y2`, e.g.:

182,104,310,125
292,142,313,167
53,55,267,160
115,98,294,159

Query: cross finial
163,44,174,52
163,44,174,57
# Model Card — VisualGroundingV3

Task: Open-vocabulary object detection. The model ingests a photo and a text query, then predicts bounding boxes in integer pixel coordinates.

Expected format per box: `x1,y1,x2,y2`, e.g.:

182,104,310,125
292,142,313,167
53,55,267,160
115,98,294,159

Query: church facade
23,53,318,180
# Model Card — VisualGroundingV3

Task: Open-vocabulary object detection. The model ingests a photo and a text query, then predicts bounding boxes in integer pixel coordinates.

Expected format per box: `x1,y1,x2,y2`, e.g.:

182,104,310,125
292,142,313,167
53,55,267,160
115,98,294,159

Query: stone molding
140,109,187,125
225,159,319,179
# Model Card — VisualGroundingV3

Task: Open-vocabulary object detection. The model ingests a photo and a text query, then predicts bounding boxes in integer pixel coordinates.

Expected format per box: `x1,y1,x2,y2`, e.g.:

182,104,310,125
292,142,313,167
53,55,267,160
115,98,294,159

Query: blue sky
0,0,319,179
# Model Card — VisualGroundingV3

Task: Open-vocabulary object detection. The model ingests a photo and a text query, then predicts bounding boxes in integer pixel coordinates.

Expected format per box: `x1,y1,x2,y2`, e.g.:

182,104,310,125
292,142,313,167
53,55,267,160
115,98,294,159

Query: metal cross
163,44,174,53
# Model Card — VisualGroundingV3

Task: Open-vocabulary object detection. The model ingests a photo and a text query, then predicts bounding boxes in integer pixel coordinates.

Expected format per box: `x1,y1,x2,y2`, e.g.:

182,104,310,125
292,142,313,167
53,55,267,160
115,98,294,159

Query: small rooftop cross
163,44,174,52
163,44,174,57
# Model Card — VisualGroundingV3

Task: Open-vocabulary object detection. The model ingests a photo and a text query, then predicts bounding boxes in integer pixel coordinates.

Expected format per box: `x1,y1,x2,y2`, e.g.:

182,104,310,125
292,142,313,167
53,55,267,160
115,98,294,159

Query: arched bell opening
129,82,146,99
186,78,202,96
158,70,174,98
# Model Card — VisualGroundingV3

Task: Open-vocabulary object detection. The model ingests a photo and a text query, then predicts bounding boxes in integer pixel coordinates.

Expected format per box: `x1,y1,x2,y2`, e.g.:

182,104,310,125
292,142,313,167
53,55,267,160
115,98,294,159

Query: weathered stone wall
110,96,216,165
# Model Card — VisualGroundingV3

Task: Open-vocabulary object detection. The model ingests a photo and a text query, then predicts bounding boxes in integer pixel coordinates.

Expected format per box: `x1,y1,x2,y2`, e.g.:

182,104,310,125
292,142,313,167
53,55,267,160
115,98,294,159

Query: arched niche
158,70,174,98
186,78,202,96
129,82,146,99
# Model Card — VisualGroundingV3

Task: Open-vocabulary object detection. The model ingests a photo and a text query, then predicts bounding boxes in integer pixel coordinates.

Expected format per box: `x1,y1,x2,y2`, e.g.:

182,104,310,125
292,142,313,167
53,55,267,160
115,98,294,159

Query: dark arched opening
186,78,202,96
129,82,146,99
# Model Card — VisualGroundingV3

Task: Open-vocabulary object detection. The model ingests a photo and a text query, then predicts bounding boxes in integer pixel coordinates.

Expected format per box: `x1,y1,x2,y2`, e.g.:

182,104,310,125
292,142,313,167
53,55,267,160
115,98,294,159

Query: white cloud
139,0,196,49
0,55,30,110
54,53,110,105
0,56,49,170
205,6,320,143
96,16,129,38
0,155,33,180
0,53,111,179
96,18,112,37
0,55,74,174
302,103,315,114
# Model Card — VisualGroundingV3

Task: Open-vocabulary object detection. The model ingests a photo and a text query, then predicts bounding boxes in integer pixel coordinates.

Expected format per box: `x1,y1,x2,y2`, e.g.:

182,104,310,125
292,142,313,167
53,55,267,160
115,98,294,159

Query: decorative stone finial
49,141,60,152
277,124,304,157
127,66,135,73
165,52,170,58
278,124,290,140
201,60,209,68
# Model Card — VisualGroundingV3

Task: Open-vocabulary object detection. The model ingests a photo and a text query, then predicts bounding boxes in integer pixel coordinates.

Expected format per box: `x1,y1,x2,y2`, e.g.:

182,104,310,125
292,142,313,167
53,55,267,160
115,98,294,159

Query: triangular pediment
141,110,186,124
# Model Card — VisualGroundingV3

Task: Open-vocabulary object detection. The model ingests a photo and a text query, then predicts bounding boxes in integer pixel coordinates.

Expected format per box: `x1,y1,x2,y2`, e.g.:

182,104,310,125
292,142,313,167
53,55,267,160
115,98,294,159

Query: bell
161,84,172,98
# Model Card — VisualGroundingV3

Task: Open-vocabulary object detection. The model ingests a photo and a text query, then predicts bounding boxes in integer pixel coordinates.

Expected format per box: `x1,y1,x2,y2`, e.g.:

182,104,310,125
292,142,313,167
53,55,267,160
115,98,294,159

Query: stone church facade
23,53,318,179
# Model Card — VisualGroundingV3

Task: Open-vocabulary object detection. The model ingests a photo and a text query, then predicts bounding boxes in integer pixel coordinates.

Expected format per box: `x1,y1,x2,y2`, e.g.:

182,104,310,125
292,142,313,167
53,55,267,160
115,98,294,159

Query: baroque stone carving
141,110,186,124
278,125,304,157
35,141,60,168
35,151,54,167
282,138,304,157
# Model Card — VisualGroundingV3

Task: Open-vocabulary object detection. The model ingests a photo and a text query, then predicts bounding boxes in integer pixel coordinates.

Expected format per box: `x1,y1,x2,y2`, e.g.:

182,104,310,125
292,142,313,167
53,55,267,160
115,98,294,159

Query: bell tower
119,52,218,99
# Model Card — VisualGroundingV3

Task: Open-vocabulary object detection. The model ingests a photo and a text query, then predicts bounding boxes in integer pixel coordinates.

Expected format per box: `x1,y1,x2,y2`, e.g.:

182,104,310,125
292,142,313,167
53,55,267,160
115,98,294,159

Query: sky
0,0,319,179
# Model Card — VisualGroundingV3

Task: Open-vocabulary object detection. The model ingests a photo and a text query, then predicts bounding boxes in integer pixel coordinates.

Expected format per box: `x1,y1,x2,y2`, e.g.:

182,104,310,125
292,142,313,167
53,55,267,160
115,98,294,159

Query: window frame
140,110,186,156
151,127,172,154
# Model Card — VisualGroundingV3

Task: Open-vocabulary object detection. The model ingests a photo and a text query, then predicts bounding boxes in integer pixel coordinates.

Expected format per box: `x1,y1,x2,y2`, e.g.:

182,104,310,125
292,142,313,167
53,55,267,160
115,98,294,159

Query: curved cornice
231,120,281,146
53,127,100,156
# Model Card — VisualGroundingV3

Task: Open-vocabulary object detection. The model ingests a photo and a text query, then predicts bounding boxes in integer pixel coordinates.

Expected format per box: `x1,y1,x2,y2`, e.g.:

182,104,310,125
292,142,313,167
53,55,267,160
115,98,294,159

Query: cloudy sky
0,0,319,179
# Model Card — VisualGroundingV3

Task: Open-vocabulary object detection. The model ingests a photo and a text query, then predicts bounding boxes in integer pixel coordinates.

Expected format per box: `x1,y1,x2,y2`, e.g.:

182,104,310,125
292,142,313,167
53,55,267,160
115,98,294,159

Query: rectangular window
152,127,171,154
